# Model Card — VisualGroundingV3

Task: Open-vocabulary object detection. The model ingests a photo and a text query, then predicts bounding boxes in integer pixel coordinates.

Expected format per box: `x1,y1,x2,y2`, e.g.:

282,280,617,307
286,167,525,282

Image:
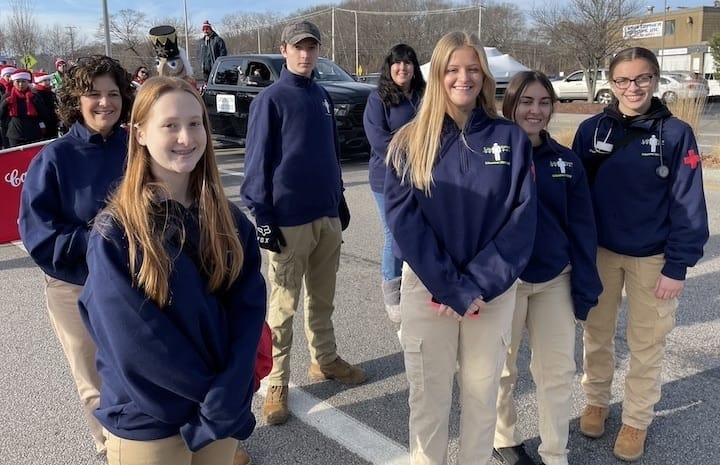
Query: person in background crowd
32,71,59,140
198,20,227,82
384,31,536,465
51,58,67,91
78,76,266,465
19,55,134,457
131,66,149,90
572,46,708,462
362,43,425,324
492,70,602,465
0,65,16,148
241,19,363,428
0,68,49,147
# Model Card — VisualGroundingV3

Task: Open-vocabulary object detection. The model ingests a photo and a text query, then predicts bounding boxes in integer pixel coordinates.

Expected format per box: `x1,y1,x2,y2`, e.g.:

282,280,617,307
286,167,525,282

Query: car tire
662,91,677,104
596,89,612,105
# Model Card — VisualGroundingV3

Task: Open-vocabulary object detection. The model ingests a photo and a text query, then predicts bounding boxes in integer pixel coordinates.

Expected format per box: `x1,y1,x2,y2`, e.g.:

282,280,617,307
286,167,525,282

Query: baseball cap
281,20,321,45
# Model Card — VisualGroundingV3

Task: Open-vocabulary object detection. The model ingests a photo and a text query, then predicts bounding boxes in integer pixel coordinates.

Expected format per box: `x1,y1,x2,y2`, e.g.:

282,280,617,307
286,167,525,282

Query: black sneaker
492,445,538,465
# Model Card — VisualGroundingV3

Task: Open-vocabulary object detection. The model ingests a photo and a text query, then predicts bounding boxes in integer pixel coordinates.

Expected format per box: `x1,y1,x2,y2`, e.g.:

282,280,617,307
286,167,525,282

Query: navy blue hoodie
79,202,266,451
572,99,708,280
241,66,342,227
19,122,128,285
525,132,602,320
363,89,420,193
384,109,537,315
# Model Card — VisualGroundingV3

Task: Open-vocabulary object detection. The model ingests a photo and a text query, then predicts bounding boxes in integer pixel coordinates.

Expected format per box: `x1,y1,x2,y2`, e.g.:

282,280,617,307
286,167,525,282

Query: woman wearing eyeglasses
132,66,149,90
572,46,708,462
19,55,134,458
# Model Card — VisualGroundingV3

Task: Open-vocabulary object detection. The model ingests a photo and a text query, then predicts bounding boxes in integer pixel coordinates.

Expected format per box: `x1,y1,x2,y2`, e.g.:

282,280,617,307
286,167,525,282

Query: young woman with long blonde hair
79,77,267,465
384,31,537,465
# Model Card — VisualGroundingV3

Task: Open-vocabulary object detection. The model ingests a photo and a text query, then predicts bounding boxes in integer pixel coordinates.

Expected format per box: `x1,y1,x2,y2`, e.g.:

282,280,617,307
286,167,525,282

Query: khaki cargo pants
582,247,677,429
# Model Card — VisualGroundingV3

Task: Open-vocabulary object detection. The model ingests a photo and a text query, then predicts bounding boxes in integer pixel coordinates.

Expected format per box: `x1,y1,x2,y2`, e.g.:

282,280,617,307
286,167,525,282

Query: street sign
20,54,37,70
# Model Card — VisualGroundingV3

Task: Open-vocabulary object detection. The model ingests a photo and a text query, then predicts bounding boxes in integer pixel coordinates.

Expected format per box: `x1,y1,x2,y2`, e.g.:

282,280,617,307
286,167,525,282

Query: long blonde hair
105,76,243,307
387,31,496,194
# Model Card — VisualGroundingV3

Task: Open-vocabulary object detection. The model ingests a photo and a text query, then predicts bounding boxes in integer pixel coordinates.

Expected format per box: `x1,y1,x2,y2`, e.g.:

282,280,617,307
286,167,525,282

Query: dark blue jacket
572,99,708,280
384,110,537,315
19,122,127,285
241,67,342,227
363,89,420,193
524,132,602,320
79,202,266,451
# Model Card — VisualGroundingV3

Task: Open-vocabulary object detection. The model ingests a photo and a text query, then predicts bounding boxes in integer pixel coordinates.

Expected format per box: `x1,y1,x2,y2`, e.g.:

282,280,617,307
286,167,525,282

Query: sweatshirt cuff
661,261,687,281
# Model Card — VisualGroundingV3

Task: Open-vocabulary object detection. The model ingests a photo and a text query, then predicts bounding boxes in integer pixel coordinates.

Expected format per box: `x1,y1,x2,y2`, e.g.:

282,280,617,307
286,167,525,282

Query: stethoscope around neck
592,114,669,179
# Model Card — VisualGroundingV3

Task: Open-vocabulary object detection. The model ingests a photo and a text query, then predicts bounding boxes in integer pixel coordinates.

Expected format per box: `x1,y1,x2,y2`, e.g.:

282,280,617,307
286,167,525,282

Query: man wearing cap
51,58,67,92
197,20,227,82
241,19,362,427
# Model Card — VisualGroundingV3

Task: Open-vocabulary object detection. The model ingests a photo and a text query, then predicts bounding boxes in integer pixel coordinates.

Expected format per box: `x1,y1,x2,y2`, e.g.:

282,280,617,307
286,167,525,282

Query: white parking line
219,168,244,177
260,380,411,465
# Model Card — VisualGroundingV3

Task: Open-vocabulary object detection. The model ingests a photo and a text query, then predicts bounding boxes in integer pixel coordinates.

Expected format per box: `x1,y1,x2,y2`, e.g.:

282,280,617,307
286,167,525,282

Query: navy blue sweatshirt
363,89,420,193
19,122,128,285
524,132,602,320
79,202,266,451
572,99,708,280
384,110,537,315
241,67,342,227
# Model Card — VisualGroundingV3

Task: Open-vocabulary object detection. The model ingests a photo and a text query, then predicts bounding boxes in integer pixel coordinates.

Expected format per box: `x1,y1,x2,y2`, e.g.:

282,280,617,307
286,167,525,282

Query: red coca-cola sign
0,141,48,244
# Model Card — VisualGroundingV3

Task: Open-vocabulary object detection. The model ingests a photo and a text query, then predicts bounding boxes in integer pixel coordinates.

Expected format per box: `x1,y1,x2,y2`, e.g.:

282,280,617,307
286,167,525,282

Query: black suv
202,54,374,158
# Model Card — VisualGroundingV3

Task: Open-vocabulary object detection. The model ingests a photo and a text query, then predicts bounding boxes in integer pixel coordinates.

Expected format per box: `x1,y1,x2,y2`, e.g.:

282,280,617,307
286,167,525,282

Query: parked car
202,54,375,158
656,71,710,103
552,69,613,104
704,73,720,99
357,73,380,86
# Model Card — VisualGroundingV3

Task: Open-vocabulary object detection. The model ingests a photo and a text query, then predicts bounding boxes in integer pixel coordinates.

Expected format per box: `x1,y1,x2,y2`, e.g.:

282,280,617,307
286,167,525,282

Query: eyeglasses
611,73,655,89
139,70,148,75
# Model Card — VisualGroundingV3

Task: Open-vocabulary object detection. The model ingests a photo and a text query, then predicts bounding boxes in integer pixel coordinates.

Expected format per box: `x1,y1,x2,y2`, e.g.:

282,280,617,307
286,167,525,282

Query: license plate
216,94,235,113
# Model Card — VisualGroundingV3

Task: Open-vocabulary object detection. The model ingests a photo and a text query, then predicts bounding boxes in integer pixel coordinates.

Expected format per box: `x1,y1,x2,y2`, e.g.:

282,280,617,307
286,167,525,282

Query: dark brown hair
502,70,557,121
608,47,660,80
56,55,134,128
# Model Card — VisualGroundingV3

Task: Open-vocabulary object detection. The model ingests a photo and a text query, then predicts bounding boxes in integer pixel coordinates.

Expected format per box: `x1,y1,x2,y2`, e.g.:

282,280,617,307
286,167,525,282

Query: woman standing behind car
572,46,708,462
363,43,425,323
492,71,602,465
384,31,536,465
19,55,134,457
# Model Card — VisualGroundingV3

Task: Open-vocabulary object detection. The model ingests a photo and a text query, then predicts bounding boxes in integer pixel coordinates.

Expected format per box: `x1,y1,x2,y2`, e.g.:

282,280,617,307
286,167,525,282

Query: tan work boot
613,424,647,462
308,356,367,384
233,448,251,465
262,385,289,425
579,405,609,438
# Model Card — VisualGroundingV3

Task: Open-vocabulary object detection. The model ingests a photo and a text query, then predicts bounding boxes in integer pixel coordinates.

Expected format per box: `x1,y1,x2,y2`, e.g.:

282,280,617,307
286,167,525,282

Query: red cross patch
683,149,701,170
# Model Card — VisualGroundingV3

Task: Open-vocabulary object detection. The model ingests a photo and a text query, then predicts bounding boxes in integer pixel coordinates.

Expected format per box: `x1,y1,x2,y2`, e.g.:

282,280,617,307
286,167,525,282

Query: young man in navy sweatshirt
241,20,363,427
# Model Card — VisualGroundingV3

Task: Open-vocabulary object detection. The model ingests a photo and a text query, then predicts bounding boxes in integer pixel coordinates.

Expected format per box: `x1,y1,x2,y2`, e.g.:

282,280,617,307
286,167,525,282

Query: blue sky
1,0,714,41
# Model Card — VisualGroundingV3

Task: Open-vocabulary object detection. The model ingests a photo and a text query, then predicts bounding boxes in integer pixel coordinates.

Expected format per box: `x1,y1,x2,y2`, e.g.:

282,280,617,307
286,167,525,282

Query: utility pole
65,26,77,61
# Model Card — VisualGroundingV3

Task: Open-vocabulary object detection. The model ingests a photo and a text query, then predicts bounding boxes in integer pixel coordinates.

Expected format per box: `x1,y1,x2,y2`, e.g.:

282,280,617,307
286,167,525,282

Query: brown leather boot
262,385,289,425
308,356,367,384
233,448,252,465
613,424,647,462
579,405,609,438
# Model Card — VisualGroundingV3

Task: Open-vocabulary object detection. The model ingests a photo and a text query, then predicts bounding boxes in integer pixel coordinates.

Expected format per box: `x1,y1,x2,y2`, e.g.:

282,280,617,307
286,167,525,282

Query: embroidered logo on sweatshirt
483,143,511,165
640,135,664,157
322,98,332,116
550,157,573,179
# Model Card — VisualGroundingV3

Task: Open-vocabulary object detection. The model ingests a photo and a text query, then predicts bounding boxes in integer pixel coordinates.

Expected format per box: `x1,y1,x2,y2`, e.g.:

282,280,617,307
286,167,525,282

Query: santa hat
10,69,31,81
201,20,212,31
34,71,53,85
1,66,17,78
55,58,67,69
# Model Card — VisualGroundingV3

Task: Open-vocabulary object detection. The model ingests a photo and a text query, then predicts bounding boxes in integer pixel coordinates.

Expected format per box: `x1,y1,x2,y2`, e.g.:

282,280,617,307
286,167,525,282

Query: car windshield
314,59,355,82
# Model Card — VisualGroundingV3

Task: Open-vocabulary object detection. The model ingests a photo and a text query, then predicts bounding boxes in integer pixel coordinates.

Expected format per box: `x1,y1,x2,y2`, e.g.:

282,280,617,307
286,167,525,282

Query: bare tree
104,9,151,60
5,0,40,63
532,0,643,101
481,1,527,54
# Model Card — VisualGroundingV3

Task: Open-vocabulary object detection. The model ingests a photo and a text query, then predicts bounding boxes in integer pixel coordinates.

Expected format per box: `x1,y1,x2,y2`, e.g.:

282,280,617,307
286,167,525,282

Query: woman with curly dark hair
19,55,134,458
363,43,425,323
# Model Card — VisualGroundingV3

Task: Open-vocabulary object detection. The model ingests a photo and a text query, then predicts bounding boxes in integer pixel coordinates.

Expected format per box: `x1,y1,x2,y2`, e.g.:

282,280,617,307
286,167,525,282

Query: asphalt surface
1,140,719,465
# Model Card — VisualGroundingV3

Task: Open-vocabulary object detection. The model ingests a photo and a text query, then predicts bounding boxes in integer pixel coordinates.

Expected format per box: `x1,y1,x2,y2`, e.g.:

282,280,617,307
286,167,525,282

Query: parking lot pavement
1,154,718,465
